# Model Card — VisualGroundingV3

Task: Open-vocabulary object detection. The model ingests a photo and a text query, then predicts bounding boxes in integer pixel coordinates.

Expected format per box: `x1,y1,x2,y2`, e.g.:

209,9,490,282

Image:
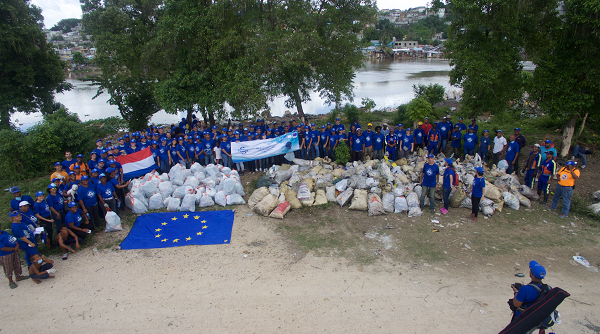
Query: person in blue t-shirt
319,125,330,158
504,134,520,174
175,137,188,166
456,117,467,132
400,128,414,159
307,124,320,160
139,137,149,150
167,138,180,166
413,123,425,150
511,261,548,319
437,117,451,153
351,128,365,162
77,176,100,230
478,130,492,163
126,140,138,155
10,210,39,267
463,126,478,159
193,135,205,166
386,132,398,161
46,183,64,231
428,123,440,155
373,126,385,160
470,118,479,133
96,174,118,216
62,151,77,171
363,124,374,159
0,221,28,289
88,152,98,171
220,135,232,169
470,167,486,222
201,133,215,165
450,125,462,158
420,154,440,213
441,158,456,214
333,118,345,133
9,186,35,212
158,138,170,173
34,191,54,250
185,137,195,168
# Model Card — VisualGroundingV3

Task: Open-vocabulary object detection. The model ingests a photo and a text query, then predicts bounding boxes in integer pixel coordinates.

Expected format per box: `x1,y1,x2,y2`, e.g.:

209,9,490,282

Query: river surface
12,59,460,129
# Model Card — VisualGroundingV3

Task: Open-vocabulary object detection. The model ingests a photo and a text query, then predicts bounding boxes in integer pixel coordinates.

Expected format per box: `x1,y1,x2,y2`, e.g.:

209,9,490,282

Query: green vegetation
413,83,445,108
0,0,72,129
49,18,81,33
361,98,376,112
334,141,351,166
362,15,449,45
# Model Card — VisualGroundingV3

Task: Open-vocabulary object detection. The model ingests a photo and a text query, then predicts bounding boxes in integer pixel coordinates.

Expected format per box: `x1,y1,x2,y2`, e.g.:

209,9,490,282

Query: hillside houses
379,6,445,26
43,23,95,63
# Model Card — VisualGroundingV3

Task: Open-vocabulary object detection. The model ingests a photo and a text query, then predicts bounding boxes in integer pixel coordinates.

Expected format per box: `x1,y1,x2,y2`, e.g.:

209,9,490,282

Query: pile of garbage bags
248,151,541,219
124,163,246,214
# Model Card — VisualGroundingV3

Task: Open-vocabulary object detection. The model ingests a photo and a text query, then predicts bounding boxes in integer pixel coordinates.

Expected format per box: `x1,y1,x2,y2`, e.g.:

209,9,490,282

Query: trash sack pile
250,152,539,219
125,162,246,214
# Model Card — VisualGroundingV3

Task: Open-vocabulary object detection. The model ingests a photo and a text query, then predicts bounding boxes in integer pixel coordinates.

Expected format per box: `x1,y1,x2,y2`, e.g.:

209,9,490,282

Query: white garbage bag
167,197,181,212
382,192,395,212
199,193,215,207
104,211,123,232
184,176,200,188
335,179,348,192
394,196,409,213
158,181,174,198
226,194,246,205
148,193,164,210
214,191,227,207
180,194,196,211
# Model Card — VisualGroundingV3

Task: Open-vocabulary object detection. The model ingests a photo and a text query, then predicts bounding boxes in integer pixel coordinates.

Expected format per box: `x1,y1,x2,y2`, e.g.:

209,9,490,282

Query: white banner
231,132,300,163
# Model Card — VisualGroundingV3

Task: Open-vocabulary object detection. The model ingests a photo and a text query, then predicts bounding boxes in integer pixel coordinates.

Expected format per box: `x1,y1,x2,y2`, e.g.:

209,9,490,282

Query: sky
32,0,429,29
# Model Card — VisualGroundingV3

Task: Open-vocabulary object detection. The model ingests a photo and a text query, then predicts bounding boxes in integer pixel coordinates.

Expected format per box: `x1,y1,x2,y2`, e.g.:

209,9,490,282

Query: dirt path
1,203,600,333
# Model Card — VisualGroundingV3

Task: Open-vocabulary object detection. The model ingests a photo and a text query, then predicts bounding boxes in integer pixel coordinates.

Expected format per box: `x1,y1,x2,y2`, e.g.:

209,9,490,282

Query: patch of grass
570,195,600,224
280,223,356,257
1,176,50,231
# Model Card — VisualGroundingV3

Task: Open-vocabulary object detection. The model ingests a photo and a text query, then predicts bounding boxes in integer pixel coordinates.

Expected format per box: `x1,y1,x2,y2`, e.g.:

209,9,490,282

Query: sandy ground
1,204,600,333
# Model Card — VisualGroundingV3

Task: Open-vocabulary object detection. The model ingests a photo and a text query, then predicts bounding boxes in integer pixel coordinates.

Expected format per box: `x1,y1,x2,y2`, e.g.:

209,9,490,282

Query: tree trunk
561,114,578,158
293,91,306,123
0,108,10,130
578,112,588,136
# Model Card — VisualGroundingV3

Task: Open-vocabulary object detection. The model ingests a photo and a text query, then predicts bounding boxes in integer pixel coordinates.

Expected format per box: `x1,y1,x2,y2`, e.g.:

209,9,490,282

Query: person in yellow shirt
69,154,90,176
50,162,69,185
548,161,580,218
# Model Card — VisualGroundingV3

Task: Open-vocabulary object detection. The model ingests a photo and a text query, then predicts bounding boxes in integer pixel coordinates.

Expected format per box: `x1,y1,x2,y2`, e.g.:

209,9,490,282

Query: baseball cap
106,167,115,174
454,124,459,128
336,118,340,121
9,211,21,217
74,165,81,169
397,124,402,127
212,125,217,129
529,261,546,279
119,137,124,141
151,140,157,145
162,137,168,141
367,123,372,126
96,139,102,143
566,161,577,166
54,162,61,167
427,154,434,158
484,130,489,133
91,169,98,174
418,122,423,125
444,158,453,165
130,139,136,143
81,175,89,181
68,202,77,208
99,173,106,178
304,126,309,129
51,178,61,183
69,171,75,176
35,191,44,197
311,123,315,126
545,140,552,144
222,128,227,133
443,116,447,119
239,123,243,126
106,140,112,144
321,125,325,128
468,126,474,130
244,128,248,131
534,143,540,147
19,201,30,207
77,154,83,158
497,129,503,133
515,128,521,131
475,167,484,174
425,117,429,119
546,150,554,155
124,134,130,138
356,128,362,132
47,183,57,189
282,121,286,124
234,131,240,135
99,158,106,163
459,117,463,120
327,122,331,125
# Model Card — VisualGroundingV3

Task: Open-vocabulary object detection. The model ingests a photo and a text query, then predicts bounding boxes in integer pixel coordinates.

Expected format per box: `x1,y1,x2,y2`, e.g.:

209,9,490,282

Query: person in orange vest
548,161,580,218
427,123,439,155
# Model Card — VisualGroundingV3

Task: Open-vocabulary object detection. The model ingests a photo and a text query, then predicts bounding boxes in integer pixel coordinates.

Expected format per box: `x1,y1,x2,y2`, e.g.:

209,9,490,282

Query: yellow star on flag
201,220,207,223
185,237,191,241
161,222,168,226
155,228,161,232
155,234,161,238
202,225,208,229
161,238,168,242
171,217,178,221
197,231,203,236
194,215,200,220
173,238,179,243
224,240,228,242
183,214,189,218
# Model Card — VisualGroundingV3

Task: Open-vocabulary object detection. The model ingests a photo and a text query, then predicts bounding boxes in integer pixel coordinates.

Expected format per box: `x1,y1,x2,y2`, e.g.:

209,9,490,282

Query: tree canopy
50,18,81,33
0,0,71,129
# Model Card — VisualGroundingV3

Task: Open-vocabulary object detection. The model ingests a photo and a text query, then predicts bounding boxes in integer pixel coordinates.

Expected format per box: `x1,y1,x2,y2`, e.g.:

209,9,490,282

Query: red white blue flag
114,147,158,180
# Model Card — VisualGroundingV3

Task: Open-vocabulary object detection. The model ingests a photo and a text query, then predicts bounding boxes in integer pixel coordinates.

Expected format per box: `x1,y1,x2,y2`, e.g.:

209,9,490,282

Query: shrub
334,141,351,166
361,98,376,112
413,83,445,107
326,108,339,124
406,98,432,123
341,103,360,124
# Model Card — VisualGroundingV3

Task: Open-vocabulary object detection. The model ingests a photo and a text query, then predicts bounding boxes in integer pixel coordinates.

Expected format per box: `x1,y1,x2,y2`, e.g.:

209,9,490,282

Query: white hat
19,201,30,207
534,143,540,147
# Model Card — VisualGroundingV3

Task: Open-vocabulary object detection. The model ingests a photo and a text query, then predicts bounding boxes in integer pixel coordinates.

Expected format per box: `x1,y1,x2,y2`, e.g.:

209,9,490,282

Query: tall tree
262,0,376,121
81,0,164,130
0,0,71,129
153,0,267,126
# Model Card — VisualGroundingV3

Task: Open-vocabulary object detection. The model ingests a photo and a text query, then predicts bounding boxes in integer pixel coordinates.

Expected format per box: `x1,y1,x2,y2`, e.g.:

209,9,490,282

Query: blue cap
454,124,459,128
108,160,116,165
119,137,124,141
475,167,484,174
81,175,89,181
244,128,248,131
68,171,75,176
48,183,57,189
321,125,325,128
91,169,98,174
194,135,200,139
515,128,521,131
106,140,112,144
406,128,411,131
178,137,183,140
304,126,309,129
398,124,402,127
96,139,102,143
106,167,115,174
427,154,434,158
162,137,167,141
301,123,305,126
327,122,331,125
222,128,227,132
54,162,61,166
545,140,552,144
10,186,20,194
35,191,44,197
77,154,83,158
484,130,489,133
68,202,77,208
311,123,315,126
566,161,576,166
444,158,453,165
425,117,428,119
273,121,278,124
497,129,503,133
90,152,96,156
151,140,157,145
249,124,255,128
266,128,271,132
9,211,21,217
212,125,217,129
99,173,106,178
234,131,240,135
238,123,243,127
529,260,546,279
51,178,61,182
336,118,340,121
130,139,136,143
124,134,130,138
73,165,80,169
468,126,474,130
107,153,114,157
99,158,106,163
459,117,463,120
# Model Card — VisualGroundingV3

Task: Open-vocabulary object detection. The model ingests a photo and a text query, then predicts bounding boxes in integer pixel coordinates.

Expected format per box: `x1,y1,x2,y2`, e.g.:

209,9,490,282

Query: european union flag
119,210,234,250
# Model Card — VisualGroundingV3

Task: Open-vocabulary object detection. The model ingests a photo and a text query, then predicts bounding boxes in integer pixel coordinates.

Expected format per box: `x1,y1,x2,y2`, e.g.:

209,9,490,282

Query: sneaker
62,253,68,260
440,208,448,214
540,201,547,205
546,207,554,211
582,165,586,169
571,156,575,160
9,282,17,289
559,214,568,218
430,208,435,214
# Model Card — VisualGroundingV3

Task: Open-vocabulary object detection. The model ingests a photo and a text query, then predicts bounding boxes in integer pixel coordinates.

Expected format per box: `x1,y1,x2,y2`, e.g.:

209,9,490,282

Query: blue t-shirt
62,159,76,171
10,195,35,212
319,131,329,146
386,134,397,146
515,284,543,317
505,141,520,162
463,133,478,149
176,144,188,160
20,209,38,226
46,193,64,212
457,122,467,132
65,209,84,228
363,130,374,147
194,142,204,157
422,163,440,188
413,128,425,144
402,135,414,151
472,177,486,197
479,136,492,152
373,133,385,150
186,142,195,159
0,231,18,256
394,129,406,139
438,122,450,139
11,221,35,249
77,184,98,207
333,124,345,132
443,167,456,189
169,145,180,162
88,159,98,171
158,145,169,160
202,139,215,155
351,135,364,151
309,130,319,144
221,140,232,154
96,182,115,199
451,131,462,148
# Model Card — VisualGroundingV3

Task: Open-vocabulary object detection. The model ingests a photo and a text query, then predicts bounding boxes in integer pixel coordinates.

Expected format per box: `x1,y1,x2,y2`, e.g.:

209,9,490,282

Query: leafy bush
334,141,351,166
413,83,445,107
84,116,129,136
406,98,432,123
393,104,410,125
326,108,339,124
341,103,360,124
361,98,376,112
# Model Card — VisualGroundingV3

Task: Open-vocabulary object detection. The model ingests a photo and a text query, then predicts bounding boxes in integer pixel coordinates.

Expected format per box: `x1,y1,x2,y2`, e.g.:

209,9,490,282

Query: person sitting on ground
9,186,35,212
572,141,593,169
56,226,81,261
469,167,486,223
420,154,440,214
0,224,29,289
28,253,55,284
50,162,69,185
65,202,93,238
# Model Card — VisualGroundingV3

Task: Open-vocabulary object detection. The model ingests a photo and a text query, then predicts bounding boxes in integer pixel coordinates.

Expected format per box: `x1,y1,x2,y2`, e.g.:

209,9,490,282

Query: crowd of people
2,114,590,289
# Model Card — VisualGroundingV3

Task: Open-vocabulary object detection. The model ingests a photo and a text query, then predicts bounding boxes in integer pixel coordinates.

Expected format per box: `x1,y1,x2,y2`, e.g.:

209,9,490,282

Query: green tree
50,18,81,33
412,83,445,108
0,0,71,129
406,97,431,128
263,0,377,121
361,97,376,112
72,52,87,65
81,0,163,130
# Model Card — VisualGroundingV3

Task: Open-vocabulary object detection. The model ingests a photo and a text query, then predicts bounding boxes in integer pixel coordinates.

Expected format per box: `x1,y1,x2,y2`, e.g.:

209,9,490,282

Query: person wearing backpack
441,158,457,214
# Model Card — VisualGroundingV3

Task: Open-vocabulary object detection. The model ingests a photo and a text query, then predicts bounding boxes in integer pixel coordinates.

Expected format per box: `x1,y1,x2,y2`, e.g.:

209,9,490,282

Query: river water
12,59,458,129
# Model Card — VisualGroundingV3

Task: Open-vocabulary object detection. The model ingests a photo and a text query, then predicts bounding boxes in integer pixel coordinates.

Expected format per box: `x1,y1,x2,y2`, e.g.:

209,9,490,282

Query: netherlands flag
114,147,159,180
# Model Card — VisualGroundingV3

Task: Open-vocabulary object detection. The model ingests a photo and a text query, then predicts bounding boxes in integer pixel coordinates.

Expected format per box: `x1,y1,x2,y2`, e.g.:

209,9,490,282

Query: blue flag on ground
119,210,234,250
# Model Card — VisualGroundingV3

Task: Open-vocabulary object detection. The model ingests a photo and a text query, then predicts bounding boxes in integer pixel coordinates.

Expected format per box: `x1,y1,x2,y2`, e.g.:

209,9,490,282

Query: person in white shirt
213,137,223,165
493,130,508,165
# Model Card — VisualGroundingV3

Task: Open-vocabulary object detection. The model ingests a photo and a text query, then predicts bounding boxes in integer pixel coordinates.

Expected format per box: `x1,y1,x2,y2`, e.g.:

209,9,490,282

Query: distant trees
50,18,81,33
413,83,445,108
0,0,72,129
